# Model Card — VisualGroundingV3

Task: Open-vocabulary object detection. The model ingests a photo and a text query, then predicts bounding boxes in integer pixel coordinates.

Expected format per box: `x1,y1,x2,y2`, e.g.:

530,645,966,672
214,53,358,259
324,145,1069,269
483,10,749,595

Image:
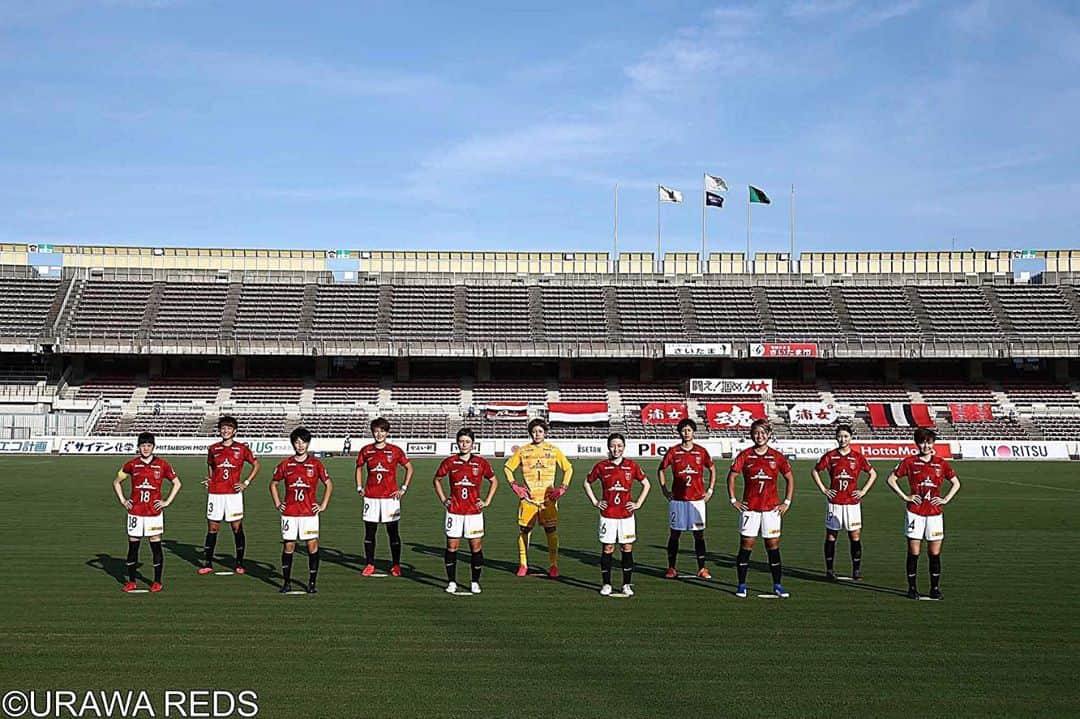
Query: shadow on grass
161,539,279,589
86,552,139,585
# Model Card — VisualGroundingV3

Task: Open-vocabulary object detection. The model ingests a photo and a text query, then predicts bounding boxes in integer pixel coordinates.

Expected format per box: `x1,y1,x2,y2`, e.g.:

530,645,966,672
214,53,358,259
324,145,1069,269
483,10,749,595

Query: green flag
749,185,770,204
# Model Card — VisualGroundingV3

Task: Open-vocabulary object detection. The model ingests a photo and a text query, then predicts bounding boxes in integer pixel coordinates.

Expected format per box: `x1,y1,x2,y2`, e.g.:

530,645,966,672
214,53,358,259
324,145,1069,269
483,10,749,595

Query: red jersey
207,441,257,495
587,459,646,519
273,455,330,517
658,444,714,501
435,454,495,515
893,454,955,517
356,443,410,499
814,448,873,505
122,456,177,516
730,446,792,511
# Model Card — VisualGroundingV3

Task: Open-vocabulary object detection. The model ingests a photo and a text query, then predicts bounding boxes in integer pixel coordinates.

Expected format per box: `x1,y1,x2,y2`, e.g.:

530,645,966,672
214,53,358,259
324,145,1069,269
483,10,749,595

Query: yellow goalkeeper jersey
504,441,573,501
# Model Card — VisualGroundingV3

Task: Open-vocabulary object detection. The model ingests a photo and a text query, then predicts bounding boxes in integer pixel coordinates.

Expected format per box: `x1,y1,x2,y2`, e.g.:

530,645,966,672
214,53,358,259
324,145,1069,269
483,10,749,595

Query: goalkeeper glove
547,486,567,501
511,484,531,500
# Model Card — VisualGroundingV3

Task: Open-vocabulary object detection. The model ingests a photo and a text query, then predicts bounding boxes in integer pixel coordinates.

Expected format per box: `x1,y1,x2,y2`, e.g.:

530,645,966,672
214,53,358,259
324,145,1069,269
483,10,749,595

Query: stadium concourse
0,243,1078,459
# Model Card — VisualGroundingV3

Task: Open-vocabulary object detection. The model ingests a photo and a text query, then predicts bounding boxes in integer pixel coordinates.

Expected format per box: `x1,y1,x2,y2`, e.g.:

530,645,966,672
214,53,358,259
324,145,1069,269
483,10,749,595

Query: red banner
949,403,995,423
750,342,819,358
867,403,934,428
640,403,689,425
705,402,767,429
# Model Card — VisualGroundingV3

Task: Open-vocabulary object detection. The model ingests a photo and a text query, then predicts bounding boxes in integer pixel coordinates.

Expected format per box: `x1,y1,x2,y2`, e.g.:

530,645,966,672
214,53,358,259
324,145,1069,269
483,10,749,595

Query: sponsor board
731,440,955,461
625,440,726,460
59,436,296,455
405,441,438,456
958,441,1071,460
58,438,137,454
689,378,772,395
749,342,818,358
0,438,53,454
664,342,733,357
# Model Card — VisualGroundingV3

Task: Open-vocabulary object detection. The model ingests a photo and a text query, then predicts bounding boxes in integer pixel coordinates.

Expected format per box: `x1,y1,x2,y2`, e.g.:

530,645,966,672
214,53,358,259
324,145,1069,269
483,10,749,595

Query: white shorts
598,515,637,544
905,511,944,541
281,514,320,542
363,497,401,523
825,502,863,532
127,513,163,538
740,509,782,538
445,512,484,539
669,500,706,531
207,493,244,522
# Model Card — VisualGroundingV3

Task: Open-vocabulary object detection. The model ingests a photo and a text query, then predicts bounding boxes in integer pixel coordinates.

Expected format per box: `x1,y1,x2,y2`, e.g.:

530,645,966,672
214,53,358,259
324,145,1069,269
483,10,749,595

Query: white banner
664,343,733,357
958,441,1072,461
689,378,772,395
0,438,54,454
788,402,840,425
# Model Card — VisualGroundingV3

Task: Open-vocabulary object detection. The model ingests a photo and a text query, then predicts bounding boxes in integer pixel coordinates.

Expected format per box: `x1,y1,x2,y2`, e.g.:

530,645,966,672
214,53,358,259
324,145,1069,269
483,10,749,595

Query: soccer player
811,424,877,581
886,428,961,600
113,432,181,592
657,418,716,579
728,419,794,598
584,433,650,597
503,418,573,577
200,416,260,575
433,428,497,594
355,417,413,576
270,427,333,594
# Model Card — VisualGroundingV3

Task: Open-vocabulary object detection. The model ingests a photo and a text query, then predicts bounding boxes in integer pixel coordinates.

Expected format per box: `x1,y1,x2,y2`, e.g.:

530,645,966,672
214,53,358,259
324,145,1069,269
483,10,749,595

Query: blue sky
2,0,1078,256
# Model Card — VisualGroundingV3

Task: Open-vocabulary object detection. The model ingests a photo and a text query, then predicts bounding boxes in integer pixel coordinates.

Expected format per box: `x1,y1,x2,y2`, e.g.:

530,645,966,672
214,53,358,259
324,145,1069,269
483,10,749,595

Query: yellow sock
547,531,559,566
517,532,529,567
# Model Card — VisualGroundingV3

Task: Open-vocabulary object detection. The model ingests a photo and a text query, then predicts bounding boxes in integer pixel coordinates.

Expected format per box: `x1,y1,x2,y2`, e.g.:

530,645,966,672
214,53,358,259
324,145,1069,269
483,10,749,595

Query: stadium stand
230,378,303,404
128,411,206,437
145,377,221,403
150,282,229,339
620,380,684,404
68,281,152,338
557,380,608,401
915,286,1003,339
918,381,997,404
391,379,462,405
830,382,912,404
950,418,1030,440
1000,381,1079,407
312,377,380,404
388,286,454,340
472,379,548,405
0,277,60,340
233,284,305,340
538,286,609,341
689,286,764,339
1029,415,1080,440
614,287,687,341
838,286,920,338
765,287,843,340
299,412,370,437
465,286,532,341
991,285,1080,338
68,376,138,401
309,284,380,341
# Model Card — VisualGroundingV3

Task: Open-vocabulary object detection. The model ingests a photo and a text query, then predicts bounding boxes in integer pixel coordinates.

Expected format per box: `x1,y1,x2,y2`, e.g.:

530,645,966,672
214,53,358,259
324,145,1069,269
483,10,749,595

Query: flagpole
790,184,795,273
614,183,619,272
701,174,707,263
657,185,662,265
746,189,752,270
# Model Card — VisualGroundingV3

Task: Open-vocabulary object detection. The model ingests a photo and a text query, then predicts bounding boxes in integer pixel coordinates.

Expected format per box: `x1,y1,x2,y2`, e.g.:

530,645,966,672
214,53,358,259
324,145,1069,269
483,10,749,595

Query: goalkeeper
503,419,573,578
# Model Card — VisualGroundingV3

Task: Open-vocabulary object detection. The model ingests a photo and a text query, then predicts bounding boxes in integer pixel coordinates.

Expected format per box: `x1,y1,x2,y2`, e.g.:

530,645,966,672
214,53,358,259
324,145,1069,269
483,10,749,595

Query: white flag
658,185,683,203
704,174,728,193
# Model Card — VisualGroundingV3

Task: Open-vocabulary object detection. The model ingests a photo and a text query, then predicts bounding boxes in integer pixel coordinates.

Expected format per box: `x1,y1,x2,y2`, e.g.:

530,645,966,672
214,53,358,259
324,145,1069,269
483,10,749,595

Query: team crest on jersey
306,467,315,477
472,465,480,476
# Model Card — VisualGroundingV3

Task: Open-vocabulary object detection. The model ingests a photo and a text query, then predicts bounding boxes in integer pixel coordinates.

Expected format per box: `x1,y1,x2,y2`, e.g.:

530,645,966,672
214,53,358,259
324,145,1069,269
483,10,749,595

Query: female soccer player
271,427,333,594
355,417,413,576
728,419,794,598
113,432,181,592
811,424,877,580
433,428,497,594
886,427,960,600
584,433,650,596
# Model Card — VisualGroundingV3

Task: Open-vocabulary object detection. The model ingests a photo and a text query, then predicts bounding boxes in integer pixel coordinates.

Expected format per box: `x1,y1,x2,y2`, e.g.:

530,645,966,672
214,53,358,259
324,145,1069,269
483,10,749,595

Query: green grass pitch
0,455,1077,718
